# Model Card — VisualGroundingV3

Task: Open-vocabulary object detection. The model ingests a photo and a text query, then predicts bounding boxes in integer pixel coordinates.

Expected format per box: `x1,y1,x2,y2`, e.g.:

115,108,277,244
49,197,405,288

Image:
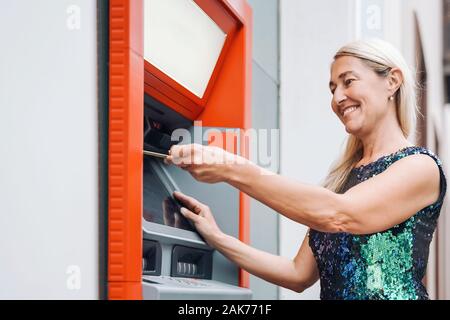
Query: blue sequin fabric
309,146,447,300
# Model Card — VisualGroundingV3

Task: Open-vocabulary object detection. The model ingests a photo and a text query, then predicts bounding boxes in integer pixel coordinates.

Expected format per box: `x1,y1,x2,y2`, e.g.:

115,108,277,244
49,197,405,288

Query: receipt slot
108,0,253,299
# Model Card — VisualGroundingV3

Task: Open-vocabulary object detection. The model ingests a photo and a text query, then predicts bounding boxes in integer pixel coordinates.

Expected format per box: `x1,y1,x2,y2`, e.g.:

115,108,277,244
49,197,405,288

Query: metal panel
0,0,99,299
247,0,279,83
244,0,280,299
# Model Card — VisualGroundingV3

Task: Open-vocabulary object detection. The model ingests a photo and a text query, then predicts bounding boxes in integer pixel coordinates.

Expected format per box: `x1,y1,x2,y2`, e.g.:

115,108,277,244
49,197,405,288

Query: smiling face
329,56,394,136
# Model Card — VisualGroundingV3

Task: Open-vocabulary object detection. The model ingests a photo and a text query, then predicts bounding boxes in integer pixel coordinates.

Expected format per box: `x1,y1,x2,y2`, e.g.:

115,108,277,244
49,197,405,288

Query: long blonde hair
323,39,419,192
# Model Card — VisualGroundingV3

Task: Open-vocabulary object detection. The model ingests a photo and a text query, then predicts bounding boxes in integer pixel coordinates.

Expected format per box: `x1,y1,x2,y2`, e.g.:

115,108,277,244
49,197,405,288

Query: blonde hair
323,39,419,192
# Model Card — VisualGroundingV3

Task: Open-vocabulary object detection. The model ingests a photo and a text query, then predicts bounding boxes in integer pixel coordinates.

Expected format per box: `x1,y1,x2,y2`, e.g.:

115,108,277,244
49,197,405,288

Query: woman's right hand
166,144,245,184
173,191,224,247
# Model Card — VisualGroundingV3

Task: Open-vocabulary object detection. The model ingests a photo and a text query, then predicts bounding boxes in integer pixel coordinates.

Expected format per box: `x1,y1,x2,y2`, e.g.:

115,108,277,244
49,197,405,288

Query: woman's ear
387,67,403,97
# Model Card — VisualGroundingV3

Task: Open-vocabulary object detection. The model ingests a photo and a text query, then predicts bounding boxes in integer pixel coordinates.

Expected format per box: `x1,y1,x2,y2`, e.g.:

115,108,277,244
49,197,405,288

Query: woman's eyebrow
329,71,359,89
338,70,357,79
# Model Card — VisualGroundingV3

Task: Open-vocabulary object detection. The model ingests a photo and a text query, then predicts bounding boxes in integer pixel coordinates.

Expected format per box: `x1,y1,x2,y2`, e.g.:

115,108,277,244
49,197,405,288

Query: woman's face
329,56,392,136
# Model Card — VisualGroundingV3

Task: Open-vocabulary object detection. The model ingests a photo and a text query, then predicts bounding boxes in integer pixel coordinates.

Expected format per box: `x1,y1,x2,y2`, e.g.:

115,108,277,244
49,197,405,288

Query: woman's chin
344,123,362,135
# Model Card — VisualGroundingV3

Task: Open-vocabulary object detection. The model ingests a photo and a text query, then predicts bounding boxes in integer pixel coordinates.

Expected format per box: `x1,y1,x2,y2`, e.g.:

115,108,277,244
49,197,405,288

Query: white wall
0,0,99,299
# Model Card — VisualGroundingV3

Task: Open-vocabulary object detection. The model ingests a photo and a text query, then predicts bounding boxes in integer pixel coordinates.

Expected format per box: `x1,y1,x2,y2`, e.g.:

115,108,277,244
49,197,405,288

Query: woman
165,39,447,300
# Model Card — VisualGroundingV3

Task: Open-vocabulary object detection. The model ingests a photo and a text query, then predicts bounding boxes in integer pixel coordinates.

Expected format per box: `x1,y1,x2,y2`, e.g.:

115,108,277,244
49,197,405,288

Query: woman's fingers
173,192,221,247
167,144,205,166
170,144,185,157
173,190,195,205
168,145,189,164
173,191,204,214
180,207,200,222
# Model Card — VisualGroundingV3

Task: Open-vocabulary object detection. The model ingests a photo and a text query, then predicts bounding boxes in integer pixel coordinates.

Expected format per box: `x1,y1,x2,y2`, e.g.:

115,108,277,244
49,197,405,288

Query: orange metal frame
108,0,252,299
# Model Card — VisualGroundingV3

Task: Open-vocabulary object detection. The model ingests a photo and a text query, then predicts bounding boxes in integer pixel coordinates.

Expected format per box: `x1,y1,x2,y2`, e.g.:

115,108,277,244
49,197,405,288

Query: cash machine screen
143,159,195,232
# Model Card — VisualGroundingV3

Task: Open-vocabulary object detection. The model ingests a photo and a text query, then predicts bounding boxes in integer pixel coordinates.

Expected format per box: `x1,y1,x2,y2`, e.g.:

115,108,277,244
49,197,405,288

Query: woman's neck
358,119,413,166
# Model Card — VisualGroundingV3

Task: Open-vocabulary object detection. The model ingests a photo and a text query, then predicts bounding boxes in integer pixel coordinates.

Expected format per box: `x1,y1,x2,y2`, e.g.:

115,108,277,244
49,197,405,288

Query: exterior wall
0,0,99,298
400,0,449,300
247,0,280,299
442,105,450,299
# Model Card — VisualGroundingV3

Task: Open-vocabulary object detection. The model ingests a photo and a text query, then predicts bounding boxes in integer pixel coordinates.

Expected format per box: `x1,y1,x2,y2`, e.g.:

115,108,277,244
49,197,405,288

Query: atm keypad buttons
176,262,199,277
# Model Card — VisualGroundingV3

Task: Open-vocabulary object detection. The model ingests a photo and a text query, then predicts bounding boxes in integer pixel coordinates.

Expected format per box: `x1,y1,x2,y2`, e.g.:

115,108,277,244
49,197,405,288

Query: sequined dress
309,146,447,300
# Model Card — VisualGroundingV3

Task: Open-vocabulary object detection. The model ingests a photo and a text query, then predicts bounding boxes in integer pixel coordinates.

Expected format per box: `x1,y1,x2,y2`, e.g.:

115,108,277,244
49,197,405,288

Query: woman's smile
341,105,360,118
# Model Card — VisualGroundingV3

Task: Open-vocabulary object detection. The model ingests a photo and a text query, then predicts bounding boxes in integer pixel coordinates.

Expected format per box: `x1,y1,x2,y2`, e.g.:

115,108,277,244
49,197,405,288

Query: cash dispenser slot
142,240,162,276
171,246,212,279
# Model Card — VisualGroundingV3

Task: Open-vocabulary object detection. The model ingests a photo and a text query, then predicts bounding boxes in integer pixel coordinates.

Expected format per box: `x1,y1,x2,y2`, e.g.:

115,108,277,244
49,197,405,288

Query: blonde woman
166,39,447,300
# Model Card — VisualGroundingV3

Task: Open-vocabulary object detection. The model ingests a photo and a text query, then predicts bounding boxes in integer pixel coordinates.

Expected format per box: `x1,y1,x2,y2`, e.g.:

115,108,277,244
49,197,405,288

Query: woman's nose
333,88,347,106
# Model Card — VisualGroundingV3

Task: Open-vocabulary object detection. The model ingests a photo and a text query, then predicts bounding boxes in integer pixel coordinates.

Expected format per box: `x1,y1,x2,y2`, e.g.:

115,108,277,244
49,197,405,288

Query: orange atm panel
108,0,252,299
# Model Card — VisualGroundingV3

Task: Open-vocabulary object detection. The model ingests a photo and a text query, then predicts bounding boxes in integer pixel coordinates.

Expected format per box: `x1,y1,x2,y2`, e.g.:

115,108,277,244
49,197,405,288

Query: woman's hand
165,143,246,183
173,191,224,247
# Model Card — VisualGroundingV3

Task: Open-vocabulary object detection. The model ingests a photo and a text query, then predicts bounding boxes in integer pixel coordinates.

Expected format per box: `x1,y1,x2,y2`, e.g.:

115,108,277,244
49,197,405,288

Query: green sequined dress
309,146,447,300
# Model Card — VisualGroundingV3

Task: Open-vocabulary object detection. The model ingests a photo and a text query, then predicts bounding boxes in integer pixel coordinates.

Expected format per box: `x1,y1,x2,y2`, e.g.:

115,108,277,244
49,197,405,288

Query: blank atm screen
143,159,195,232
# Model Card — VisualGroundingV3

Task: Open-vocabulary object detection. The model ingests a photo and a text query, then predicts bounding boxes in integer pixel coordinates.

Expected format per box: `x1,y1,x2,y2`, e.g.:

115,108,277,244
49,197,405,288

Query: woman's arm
174,191,319,292
212,231,319,293
225,153,440,234
168,144,440,234
225,160,344,233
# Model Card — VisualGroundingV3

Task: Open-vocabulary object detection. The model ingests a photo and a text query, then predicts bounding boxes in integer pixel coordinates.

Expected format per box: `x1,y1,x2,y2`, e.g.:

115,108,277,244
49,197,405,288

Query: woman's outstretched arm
167,144,440,234
224,153,439,234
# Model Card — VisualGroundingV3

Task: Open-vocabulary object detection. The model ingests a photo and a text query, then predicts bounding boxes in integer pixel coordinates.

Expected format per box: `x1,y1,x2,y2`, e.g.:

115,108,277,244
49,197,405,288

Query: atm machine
108,0,253,299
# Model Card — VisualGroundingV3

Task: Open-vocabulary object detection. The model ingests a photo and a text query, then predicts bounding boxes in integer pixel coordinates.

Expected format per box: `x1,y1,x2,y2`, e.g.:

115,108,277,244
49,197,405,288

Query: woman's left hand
165,143,243,183
173,191,223,247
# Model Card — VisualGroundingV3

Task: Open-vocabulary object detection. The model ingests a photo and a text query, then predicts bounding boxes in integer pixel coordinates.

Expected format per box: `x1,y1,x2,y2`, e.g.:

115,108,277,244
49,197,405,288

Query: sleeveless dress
309,146,447,300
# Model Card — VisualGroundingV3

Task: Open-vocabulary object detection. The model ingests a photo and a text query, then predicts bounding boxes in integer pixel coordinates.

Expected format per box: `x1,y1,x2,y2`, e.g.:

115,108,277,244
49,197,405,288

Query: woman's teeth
343,106,359,116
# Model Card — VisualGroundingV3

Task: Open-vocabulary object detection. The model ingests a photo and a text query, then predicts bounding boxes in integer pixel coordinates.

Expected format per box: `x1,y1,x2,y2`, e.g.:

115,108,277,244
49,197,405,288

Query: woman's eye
344,79,355,86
